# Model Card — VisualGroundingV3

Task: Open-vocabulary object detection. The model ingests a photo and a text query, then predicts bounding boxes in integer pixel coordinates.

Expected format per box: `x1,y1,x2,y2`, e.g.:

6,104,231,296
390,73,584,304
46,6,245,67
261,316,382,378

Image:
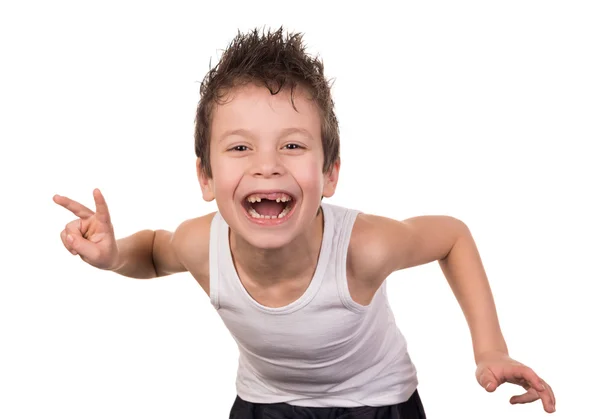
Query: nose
250,150,285,178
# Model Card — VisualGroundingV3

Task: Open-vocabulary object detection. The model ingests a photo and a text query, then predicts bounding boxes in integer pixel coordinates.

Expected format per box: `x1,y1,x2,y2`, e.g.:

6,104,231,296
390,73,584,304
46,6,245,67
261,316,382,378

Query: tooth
276,198,281,203
256,197,261,202
278,204,291,218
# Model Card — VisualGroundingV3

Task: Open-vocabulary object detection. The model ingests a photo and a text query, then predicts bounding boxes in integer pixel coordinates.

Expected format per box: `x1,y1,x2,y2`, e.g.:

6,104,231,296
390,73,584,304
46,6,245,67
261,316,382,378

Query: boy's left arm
357,214,556,413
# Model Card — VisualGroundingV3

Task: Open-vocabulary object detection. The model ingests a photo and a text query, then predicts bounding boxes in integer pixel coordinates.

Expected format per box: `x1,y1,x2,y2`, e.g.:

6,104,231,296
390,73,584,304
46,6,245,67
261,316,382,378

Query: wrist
107,243,124,272
475,348,510,365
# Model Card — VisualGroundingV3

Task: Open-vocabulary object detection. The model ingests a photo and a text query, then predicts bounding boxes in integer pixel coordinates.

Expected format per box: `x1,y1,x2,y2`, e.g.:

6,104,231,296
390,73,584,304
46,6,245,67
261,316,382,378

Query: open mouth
242,192,295,220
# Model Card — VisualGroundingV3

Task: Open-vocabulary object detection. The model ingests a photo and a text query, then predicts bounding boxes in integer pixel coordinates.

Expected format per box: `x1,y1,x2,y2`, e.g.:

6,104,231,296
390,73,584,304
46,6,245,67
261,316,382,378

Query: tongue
252,200,285,216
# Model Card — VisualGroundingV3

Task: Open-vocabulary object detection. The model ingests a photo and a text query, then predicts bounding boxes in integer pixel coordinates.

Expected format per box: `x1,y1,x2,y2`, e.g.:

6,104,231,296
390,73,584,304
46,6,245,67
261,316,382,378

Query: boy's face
197,83,339,250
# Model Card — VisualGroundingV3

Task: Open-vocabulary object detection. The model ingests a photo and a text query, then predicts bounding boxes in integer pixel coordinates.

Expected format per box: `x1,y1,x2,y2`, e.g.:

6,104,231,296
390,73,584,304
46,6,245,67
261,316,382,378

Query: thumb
478,369,500,392
69,233,99,261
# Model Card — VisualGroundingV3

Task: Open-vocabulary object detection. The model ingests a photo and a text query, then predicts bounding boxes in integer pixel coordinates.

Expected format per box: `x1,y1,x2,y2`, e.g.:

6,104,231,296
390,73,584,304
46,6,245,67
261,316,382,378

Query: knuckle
68,219,80,230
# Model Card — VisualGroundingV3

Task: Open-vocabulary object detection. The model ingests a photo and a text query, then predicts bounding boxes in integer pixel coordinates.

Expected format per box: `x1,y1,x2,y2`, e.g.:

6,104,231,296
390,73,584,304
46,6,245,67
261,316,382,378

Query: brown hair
194,27,340,178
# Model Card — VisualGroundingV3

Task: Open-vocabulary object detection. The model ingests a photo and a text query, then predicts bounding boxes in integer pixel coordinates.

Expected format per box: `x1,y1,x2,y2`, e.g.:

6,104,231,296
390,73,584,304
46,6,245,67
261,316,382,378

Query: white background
1,1,598,418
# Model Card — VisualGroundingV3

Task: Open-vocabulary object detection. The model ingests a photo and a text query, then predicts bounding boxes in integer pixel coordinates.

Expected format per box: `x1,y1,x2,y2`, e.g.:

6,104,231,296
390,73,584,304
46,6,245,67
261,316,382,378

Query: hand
53,188,119,270
476,352,556,413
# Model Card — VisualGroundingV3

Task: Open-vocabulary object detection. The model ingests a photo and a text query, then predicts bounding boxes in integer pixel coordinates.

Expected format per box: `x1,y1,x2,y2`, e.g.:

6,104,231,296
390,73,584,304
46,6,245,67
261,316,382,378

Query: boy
53,28,556,417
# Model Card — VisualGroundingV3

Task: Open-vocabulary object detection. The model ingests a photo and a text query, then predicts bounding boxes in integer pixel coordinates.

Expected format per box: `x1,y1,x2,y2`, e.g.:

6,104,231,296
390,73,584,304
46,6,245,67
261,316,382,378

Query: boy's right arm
110,229,186,279
54,189,207,280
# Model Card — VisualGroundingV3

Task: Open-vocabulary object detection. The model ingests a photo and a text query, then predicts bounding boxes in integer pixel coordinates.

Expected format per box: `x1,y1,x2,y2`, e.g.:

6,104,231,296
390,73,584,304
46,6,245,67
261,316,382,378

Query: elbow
441,217,471,260
149,229,159,277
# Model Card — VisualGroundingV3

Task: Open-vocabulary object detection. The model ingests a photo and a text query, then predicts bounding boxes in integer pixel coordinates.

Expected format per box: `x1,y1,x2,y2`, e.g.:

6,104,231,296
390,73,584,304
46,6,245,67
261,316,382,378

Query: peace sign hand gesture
53,188,119,270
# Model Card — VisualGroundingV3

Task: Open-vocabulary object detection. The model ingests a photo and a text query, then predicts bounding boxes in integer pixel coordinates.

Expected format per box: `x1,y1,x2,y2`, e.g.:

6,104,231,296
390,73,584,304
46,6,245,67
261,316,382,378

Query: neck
229,207,324,285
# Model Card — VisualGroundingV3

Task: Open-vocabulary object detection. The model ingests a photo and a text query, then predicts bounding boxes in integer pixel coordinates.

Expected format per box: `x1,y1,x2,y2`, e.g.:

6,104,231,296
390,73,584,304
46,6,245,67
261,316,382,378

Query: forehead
210,83,321,141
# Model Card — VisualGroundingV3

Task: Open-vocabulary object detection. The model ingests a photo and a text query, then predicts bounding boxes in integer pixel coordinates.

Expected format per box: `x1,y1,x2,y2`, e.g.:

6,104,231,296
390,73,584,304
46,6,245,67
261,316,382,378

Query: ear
322,158,340,198
196,157,215,202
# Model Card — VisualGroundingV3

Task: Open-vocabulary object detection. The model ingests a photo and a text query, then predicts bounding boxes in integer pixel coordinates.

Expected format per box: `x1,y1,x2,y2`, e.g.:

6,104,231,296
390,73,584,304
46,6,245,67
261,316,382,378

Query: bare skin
54,190,556,413
53,85,556,413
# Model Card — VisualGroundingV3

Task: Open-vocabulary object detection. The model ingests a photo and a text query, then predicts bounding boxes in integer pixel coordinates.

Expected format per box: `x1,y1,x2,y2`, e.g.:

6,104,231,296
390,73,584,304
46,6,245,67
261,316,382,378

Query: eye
284,143,303,150
229,145,248,152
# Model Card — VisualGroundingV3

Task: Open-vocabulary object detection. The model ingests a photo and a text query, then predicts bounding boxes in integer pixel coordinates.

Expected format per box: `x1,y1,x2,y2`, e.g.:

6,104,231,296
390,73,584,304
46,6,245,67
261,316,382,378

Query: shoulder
347,213,397,285
348,211,467,285
171,212,217,280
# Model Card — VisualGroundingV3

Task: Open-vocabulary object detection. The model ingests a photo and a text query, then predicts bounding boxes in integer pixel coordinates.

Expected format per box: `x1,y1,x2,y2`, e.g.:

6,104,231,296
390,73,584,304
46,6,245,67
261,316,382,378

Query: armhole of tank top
336,208,367,314
209,212,221,310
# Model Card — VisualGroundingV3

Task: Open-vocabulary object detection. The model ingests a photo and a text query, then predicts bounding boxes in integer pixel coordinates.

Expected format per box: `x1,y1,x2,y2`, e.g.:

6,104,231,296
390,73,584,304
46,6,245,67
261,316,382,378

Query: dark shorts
229,389,427,419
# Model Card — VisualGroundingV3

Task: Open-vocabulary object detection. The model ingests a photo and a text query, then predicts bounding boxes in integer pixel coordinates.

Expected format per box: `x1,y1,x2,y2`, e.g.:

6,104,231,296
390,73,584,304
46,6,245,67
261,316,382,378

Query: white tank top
209,203,418,407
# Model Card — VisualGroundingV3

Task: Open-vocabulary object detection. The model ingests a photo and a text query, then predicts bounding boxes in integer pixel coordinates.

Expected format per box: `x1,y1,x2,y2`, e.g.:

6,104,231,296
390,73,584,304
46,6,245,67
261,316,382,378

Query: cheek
288,158,324,192
211,160,243,195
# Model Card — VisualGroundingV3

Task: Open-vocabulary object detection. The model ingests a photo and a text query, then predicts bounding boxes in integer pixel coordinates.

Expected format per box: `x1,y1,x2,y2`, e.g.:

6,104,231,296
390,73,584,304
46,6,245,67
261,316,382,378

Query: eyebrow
219,127,315,142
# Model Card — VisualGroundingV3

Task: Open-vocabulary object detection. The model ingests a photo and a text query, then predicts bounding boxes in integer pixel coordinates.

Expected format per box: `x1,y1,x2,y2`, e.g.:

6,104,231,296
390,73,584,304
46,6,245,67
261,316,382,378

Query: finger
92,189,111,224
542,380,556,412
65,221,84,253
509,366,546,393
53,194,94,218
477,368,500,392
68,231,100,261
513,368,555,413
60,230,77,255
510,390,540,405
